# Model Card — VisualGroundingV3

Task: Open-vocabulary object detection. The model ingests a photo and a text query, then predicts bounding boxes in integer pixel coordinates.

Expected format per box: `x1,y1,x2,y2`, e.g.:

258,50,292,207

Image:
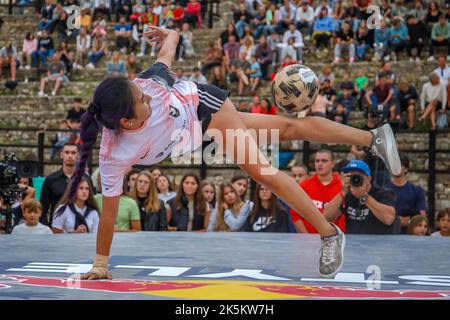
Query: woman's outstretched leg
208,98,345,277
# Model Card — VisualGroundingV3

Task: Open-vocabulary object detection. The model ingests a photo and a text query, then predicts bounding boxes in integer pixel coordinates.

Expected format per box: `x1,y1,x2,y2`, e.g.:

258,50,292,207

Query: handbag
436,112,448,129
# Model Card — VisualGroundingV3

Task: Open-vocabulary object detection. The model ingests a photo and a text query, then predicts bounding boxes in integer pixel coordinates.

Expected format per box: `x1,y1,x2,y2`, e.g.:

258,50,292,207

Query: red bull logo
1,275,449,299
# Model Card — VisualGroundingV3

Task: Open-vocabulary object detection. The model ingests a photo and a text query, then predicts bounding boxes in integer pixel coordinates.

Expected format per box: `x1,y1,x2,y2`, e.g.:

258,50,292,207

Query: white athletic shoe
85,63,95,69
51,90,56,96
37,91,45,97
137,52,145,57
370,123,402,176
427,56,435,62
25,65,31,70
150,52,155,57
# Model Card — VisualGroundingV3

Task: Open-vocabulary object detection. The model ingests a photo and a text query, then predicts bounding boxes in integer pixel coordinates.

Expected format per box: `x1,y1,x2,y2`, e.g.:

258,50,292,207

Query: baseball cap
342,160,371,176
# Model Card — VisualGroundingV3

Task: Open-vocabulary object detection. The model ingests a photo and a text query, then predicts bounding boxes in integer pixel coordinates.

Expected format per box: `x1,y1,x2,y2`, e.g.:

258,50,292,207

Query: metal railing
0,127,449,222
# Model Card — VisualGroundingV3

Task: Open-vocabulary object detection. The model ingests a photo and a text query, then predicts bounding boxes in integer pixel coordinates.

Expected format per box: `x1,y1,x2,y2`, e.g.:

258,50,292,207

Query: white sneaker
24,77,28,84
51,90,56,96
178,57,184,62
25,65,31,70
137,52,145,57
305,35,311,41
415,57,421,63
409,57,414,62
85,63,95,69
19,65,24,70
73,63,78,70
150,52,155,57
37,91,45,97
427,56,435,62
384,55,390,61
333,57,340,64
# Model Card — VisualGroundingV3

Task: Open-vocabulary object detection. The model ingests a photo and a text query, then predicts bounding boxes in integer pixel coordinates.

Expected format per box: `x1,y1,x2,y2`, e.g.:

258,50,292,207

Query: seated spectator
386,18,408,61
115,0,132,22
130,0,145,21
333,87,354,124
267,30,281,65
201,181,216,211
373,19,390,61
38,0,56,32
129,171,166,232
291,163,309,184
354,69,369,110
222,35,240,72
355,20,372,61
107,51,127,76
324,160,398,234
54,10,73,43
238,101,250,112
252,5,270,39
343,0,361,31
115,16,132,54
50,120,72,160
320,79,337,107
66,97,86,123
339,71,354,93
57,40,74,76
252,97,277,115
52,177,100,234
312,7,334,51
239,33,255,62
233,3,253,39
249,55,262,94
132,15,146,56
409,0,427,21
420,73,447,130
174,67,188,81
93,0,112,22
211,66,228,90
167,174,210,232
254,36,273,79
220,23,240,48
156,174,177,225
318,64,335,88
32,29,54,68
173,2,185,27
92,12,107,35
38,50,69,97
386,153,426,234
80,8,92,29
11,199,52,235
274,0,296,34
428,14,450,62
250,95,262,113
314,0,333,18
0,43,18,83
189,67,208,84
279,22,304,64
241,184,290,232
208,183,251,231
295,0,315,39
126,53,142,80
74,27,91,70
405,15,427,62
396,79,419,129
332,0,345,32
86,28,108,69
180,22,195,58
95,173,141,232
407,215,430,236
200,41,222,76
425,0,440,30
334,21,355,64
290,150,346,234
431,208,450,237
391,0,409,18
364,72,394,125
19,32,37,70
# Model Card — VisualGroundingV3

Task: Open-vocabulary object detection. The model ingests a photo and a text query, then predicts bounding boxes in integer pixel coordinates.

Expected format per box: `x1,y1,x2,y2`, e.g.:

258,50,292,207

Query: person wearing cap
324,160,398,234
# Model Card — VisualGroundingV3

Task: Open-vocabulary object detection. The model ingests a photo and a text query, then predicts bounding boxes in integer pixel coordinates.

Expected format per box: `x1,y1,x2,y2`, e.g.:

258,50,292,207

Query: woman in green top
95,175,141,232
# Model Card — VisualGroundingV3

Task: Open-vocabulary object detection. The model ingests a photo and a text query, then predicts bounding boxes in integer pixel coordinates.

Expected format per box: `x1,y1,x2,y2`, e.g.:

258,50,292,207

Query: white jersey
52,204,99,233
100,63,203,197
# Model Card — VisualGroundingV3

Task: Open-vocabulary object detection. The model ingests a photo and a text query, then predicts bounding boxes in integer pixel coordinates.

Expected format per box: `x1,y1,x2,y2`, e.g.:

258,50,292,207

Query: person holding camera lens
324,160,398,234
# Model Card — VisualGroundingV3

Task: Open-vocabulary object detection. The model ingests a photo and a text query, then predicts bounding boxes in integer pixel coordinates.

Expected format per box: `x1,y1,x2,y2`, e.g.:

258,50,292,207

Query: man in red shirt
290,149,346,233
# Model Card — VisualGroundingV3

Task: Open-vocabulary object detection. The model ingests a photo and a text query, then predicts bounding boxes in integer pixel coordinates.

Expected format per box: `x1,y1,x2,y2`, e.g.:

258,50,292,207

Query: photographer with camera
364,72,395,127
324,160,398,234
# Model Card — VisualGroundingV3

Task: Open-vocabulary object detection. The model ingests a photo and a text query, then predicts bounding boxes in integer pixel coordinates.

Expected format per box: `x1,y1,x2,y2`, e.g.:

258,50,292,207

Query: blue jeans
356,43,370,59
254,24,270,39
235,20,247,39
38,19,56,31
32,49,54,67
88,51,105,66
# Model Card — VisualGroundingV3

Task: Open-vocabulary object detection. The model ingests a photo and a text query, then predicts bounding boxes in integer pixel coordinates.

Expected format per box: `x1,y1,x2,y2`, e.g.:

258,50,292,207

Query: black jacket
167,196,206,231
137,198,167,231
407,21,428,43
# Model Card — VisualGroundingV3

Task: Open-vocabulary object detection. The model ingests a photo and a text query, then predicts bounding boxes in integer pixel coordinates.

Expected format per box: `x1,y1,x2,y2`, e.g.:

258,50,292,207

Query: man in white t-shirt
433,55,450,89
12,199,53,235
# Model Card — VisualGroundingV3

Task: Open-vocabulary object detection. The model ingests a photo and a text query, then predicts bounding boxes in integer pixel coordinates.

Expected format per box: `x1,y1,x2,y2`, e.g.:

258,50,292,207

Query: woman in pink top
67,26,400,280
20,32,37,69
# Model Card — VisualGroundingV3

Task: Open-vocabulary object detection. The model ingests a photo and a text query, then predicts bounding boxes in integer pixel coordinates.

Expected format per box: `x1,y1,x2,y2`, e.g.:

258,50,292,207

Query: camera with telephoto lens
350,174,364,187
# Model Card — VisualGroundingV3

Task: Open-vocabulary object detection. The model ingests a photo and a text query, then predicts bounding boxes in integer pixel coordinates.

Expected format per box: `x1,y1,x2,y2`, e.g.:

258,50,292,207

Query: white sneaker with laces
37,91,45,97
319,223,346,278
370,123,402,175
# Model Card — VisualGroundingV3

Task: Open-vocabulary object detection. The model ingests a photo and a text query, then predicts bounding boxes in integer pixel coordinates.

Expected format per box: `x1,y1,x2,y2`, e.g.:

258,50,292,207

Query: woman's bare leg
208,98,336,237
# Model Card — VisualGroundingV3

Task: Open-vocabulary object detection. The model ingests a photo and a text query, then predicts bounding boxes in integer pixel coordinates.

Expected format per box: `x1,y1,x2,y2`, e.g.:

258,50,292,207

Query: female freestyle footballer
70,26,400,279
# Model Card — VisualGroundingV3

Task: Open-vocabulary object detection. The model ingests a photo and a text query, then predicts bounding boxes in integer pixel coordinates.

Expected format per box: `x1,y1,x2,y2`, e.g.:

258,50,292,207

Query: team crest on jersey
169,105,180,118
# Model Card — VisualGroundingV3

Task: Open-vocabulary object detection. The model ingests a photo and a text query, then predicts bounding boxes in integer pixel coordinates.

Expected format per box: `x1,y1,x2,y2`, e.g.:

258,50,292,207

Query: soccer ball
272,64,319,113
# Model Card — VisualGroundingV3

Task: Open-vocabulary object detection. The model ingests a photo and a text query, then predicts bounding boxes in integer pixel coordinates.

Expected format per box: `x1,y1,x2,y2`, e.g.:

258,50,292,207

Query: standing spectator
86,28,108,69
189,67,208,84
208,183,251,231
405,15,428,62
32,29,54,68
290,150,346,234
74,27,91,70
432,209,450,237
254,36,273,79
396,79,419,129
115,16,132,54
386,153,426,233
373,19,390,61
420,73,447,130
19,32,37,70
167,174,210,232
106,51,127,76
249,55,262,94
324,160,398,234
52,177,100,234
37,50,69,97
407,215,430,236
280,22,304,64
40,143,84,226
156,174,177,204
11,200,53,235
201,181,216,211
386,18,408,61
334,21,356,64
313,7,334,51
185,0,202,29
429,14,450,62
242,184,290,232
0,44,18,83
295,0,314,39
129,171,166,232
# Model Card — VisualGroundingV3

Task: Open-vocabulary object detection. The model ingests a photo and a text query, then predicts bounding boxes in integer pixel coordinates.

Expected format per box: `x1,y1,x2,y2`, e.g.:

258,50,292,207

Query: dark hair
25,32,34,41
335,159,350,172
407,215,430,236
399,153,409,170
231,175,248,184
62,142,80,152
64,76,136,205
74,97,83,103
175,173,207,215
157,174,174,193
437,208,450,221
249,184,283,224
